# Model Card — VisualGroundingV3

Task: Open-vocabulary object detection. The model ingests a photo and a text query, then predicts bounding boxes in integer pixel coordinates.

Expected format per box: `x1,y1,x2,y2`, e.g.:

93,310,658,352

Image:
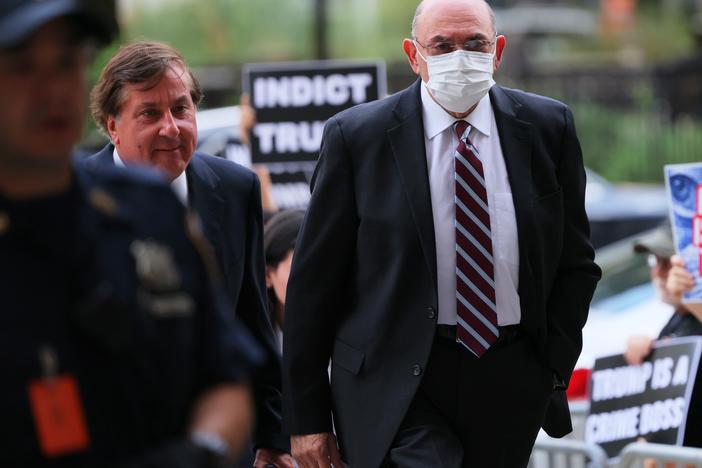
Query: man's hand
291,433,344,468
252,165,278,214
189,384,253,459
666,255,695,300
625,335,654,365
239,93,257,146
254,447,295,468
664,255,702,320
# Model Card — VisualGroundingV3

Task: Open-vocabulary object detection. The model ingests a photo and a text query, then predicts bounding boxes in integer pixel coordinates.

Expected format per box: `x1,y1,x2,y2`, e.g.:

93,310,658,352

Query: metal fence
529,436,609,468
513,66,702,184
618,442,702,467
529,439,702,468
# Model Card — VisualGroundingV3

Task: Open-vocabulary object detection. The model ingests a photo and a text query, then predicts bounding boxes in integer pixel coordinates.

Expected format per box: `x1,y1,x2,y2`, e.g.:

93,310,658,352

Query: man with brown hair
86,41,291,468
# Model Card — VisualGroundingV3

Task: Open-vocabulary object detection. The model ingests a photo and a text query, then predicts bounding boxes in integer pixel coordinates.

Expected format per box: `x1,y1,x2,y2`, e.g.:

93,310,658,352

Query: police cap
0,0,118,48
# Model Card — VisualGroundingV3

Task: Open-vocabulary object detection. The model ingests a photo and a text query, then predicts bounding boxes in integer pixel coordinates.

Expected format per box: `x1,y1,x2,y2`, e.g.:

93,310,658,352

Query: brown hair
90,41,203,134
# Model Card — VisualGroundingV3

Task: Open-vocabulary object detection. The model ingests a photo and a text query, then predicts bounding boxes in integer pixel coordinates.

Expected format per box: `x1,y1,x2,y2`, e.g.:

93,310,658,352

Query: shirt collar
112,146,125,167
113,147,189,205
420,82,493,140
170,169,189,206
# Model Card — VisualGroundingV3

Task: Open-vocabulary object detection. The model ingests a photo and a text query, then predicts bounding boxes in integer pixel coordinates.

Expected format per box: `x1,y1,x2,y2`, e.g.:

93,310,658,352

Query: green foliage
119,0,313,65
109,0,418,66
326,0,415,60
632,3,695,61
89,0,702,184
573,102,702,183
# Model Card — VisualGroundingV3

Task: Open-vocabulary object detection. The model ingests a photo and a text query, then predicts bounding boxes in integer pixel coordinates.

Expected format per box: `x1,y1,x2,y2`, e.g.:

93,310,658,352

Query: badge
28,346,90,457
138,290,195,318
131,239,194,318
130,239,181,292
88,189,118,216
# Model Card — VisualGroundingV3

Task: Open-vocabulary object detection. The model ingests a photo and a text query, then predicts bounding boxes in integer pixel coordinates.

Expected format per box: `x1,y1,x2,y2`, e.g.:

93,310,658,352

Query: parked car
196,105,245,162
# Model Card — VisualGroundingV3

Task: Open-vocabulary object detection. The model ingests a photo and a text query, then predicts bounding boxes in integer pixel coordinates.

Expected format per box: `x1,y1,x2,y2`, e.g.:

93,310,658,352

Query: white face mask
415,42,495,114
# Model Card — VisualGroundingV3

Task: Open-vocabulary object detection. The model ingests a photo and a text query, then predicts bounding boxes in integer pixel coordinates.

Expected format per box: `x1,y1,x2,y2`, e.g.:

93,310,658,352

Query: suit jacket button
412,364,422,376
426,307,436,319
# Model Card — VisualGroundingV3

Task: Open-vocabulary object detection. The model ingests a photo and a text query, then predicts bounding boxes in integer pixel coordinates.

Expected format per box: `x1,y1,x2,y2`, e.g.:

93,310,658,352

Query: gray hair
411,0,497,38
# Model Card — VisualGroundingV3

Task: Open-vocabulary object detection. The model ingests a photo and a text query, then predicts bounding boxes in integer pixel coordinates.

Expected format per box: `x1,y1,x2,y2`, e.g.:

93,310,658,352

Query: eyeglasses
414,37,496,56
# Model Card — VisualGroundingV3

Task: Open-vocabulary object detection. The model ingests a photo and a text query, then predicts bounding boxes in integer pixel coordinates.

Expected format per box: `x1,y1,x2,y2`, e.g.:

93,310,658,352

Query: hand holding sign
664,255,702,321
625,336,655,366
665,164,702,318
667,256,696,301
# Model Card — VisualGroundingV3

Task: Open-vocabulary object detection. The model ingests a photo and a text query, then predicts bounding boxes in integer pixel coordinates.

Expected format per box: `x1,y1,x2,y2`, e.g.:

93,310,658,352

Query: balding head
411,0,496,38
402,0,506,118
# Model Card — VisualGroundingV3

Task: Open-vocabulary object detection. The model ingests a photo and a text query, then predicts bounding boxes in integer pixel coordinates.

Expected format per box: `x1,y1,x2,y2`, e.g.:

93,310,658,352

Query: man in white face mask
282,0,601,467
410,15,500,116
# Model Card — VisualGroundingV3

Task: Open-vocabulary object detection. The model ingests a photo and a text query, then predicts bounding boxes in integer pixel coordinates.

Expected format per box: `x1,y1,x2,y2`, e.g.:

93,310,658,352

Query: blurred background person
624,223,701,468
625,222,702,366
0,0,260,466
263,209,305,351
85,40,292,468
238,93,279,221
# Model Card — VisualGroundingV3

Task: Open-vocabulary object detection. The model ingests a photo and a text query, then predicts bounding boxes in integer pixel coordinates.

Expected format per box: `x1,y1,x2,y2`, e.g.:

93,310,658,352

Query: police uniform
0,162,262,467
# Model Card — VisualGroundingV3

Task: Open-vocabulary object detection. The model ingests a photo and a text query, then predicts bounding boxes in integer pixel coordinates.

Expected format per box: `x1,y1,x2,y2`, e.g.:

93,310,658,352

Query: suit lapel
490,86,534,292
387,80,438,290
87,144,117,170
186,154,225,260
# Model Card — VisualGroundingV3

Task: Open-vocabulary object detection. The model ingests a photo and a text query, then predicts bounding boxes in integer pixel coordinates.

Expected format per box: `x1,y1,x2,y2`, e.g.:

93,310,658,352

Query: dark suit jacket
86,146,287,453
282,81,601,467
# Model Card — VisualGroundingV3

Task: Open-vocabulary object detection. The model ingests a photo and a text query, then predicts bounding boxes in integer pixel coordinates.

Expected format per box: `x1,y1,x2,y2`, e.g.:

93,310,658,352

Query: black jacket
282,81,601,467
86,146,287,454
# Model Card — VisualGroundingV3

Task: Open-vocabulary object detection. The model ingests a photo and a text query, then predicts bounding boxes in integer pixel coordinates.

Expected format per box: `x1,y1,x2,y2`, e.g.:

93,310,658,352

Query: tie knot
455,120,469,140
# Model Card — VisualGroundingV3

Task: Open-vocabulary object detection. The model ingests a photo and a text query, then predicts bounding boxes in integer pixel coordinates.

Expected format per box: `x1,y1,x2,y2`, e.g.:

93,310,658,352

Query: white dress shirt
420,83,521,326
113,148,189,206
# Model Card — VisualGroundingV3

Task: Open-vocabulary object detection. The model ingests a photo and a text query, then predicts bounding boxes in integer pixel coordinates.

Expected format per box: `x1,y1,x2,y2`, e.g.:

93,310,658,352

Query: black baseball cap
632,220,675,258
0,0,118,48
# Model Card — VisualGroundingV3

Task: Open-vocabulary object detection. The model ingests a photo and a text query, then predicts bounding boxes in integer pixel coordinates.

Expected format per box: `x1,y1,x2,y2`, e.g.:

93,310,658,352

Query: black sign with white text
585,337,702,462
243,60,386,164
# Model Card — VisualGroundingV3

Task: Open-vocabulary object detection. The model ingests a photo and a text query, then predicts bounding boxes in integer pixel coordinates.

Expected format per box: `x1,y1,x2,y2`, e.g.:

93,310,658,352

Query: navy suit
86,146,287,455
0,161,262,466
282,81,601,467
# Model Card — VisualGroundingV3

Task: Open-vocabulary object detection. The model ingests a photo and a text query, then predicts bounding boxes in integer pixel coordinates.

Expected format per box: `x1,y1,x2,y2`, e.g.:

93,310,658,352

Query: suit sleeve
282,116,357,435
545,106,602,383
238,175,289,453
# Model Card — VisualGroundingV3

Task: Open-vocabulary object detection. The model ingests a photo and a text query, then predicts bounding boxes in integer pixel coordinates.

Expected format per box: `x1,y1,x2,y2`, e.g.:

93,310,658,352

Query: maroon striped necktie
454,120,498,357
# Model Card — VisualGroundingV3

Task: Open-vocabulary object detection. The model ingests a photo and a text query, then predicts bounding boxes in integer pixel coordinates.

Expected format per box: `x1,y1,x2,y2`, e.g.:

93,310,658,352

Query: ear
403,38,421,75
265,265,274,288
493,35,506,73
106,115,119,145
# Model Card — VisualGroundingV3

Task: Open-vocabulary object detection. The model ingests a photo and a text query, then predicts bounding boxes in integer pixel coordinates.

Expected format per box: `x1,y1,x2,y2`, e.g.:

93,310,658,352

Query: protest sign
585,337,702,462
665,163,702,305
242,60,386,164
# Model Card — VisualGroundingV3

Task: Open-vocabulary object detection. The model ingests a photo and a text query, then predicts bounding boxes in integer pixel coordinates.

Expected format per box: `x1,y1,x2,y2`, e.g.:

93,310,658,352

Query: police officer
0,1,261,466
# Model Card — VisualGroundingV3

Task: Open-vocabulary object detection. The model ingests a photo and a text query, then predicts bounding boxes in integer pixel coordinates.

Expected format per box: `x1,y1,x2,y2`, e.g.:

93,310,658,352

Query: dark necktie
454,121,498,357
